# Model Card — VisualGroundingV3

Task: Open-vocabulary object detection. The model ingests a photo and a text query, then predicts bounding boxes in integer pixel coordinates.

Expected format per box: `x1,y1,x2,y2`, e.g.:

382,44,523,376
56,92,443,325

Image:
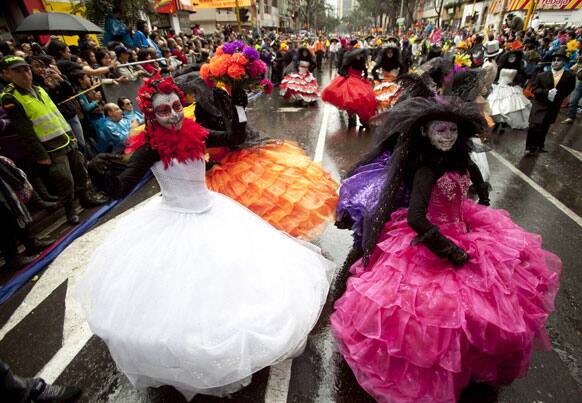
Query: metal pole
524,0,537,31
115,58,169,68
400,0,404,18
235,0,242,32
469,0,478,32
497,0,509,35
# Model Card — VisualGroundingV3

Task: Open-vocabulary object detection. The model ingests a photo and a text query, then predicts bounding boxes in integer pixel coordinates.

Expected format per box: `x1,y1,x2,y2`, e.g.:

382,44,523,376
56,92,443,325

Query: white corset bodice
498,68,517,85
151,159,211,213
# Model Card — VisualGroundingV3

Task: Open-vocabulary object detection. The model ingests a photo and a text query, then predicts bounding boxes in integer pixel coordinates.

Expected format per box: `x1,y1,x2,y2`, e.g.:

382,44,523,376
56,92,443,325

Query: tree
433,0,446,27
73,0,154,26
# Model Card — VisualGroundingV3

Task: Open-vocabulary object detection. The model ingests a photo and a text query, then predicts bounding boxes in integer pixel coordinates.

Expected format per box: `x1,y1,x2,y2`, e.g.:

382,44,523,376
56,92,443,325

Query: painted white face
551,57,565,71
152,92,184,130
424,120,459,152
507,54,517,64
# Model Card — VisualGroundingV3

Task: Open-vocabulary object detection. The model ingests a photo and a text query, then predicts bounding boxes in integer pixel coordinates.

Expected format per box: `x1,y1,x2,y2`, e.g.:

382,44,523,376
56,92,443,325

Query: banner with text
192,0,251,8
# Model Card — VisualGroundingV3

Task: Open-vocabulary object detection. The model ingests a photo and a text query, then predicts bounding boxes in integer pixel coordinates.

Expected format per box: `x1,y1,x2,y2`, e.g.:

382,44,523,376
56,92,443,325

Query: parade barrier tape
0,172,153,304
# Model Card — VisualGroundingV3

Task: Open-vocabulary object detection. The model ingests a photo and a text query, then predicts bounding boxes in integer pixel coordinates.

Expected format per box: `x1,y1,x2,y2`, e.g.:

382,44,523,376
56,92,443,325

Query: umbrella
15,12,103,35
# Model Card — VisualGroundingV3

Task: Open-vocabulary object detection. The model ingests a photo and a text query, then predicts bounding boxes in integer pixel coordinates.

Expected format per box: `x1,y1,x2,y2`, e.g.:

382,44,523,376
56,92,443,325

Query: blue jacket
96,116,131,152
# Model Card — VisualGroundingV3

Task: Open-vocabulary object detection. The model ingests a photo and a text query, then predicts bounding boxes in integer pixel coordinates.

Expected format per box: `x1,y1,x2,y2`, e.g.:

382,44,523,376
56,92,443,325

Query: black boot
31,177,58,202
28,191,59,210
79,191,108,208
24,237,55,255
64,203,79,225
31,378,82,403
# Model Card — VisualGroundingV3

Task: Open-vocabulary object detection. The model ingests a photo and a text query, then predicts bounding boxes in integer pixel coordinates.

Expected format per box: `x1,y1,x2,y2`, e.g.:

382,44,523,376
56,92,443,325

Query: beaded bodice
427,172,470,232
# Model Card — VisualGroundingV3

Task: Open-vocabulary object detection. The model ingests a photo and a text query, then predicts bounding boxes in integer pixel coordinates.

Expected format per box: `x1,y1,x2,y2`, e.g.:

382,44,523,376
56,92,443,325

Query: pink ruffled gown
331,171,561,403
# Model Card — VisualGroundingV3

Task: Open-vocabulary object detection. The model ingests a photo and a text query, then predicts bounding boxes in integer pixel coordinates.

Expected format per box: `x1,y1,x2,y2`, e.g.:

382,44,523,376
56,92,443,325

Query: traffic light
240,8,250,22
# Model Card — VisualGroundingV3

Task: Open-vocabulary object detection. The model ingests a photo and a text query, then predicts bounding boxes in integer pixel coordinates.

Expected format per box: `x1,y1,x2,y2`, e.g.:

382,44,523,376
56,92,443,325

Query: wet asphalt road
0,64,581,403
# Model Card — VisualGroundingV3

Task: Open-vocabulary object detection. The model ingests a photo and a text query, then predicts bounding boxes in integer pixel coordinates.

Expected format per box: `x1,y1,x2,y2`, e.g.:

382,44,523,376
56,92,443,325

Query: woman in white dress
487,48,532,129
74,77,333,399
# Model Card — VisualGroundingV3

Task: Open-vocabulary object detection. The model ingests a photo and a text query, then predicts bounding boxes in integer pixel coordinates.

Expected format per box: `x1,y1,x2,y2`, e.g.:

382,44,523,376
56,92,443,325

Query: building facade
337,0,356,19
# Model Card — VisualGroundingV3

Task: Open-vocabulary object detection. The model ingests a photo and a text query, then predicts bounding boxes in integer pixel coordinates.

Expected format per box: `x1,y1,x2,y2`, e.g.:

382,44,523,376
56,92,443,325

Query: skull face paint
152,92,184,130
551,57,565,71
423,120,459,151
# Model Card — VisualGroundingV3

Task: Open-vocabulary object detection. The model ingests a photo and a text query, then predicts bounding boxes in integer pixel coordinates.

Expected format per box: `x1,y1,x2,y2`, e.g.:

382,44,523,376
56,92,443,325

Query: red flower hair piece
137,74,186,120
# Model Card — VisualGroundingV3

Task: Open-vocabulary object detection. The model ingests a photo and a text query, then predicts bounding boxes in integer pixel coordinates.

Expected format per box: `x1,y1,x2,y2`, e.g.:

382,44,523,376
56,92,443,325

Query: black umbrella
15,12,103,35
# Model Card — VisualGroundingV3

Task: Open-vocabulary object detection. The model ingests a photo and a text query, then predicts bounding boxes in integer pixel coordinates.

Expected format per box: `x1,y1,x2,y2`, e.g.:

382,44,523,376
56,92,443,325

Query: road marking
313,105,331,163
560,144,582,162
264,359,294,403
37,322,92,382
490,150,582,228
277,107,303,113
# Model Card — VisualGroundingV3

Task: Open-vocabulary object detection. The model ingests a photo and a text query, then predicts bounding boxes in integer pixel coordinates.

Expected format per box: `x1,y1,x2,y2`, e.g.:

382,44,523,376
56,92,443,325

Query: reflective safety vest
4,84,71,144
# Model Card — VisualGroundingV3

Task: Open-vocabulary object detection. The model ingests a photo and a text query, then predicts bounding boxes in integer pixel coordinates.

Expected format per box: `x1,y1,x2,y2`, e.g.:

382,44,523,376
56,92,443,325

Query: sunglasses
552,57,564,61
154,100,184,117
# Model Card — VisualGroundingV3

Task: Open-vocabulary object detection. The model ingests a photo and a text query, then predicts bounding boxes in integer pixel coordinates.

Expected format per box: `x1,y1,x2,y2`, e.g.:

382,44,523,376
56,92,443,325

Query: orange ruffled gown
206,141,338,239
177,104,338,239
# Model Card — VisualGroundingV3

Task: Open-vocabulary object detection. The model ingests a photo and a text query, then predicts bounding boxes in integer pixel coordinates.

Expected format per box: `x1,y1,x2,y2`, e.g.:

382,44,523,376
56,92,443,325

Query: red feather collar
126,118,208,168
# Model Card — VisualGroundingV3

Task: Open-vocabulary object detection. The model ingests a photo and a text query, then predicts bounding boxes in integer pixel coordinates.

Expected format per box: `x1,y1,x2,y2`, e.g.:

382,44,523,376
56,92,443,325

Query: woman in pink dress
331,96,561,402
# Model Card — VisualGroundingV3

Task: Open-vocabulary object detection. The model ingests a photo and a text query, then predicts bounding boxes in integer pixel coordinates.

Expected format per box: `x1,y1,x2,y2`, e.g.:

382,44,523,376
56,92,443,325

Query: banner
178,0,196,11
192,0,252,8
153,0,177,14
507,0,582,10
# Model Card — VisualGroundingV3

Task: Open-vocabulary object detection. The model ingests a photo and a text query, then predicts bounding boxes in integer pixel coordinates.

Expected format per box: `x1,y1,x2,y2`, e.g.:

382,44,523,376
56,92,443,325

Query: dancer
75,76,333,399
176,75,338,240
525,47,575,154
487,44,532,129
322,47,377,129
279,47,320,105
332,96,561,403
371,42,403,112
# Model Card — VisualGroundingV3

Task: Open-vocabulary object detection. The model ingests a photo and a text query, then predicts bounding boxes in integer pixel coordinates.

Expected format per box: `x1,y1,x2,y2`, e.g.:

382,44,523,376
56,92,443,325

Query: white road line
37,323,93,382
264,359,294,403
490,150,582,228
313,105,331,163
277,107,303,113
560,144,582,162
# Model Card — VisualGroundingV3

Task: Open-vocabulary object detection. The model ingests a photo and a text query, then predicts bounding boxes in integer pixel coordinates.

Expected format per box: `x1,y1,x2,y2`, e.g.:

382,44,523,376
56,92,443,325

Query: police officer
0,55,102,224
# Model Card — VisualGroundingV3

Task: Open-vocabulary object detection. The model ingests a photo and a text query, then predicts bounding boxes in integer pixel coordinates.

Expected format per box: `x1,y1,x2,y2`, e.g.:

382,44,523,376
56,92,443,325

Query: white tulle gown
76,158,333,399
487,68,532,129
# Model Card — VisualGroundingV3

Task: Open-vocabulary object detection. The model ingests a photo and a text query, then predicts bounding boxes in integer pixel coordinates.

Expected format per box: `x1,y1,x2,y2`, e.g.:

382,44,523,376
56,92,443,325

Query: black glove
212,88,247,146
231,88,248,108
414,227,469,267
474,181,491,206
335,213,355,230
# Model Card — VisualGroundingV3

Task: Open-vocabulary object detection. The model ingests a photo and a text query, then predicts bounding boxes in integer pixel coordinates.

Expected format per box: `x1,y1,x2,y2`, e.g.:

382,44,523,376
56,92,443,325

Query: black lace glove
414,227,469,267
212,88,247,146
335,213,355,230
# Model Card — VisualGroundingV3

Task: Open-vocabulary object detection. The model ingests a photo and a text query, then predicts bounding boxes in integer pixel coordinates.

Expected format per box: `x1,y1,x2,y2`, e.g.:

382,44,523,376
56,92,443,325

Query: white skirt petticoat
487,84,532,129
75,191,333,399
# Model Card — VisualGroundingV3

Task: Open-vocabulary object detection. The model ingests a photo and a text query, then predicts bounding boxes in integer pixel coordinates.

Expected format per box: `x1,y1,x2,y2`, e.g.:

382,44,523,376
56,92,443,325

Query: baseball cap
0,55,29,70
